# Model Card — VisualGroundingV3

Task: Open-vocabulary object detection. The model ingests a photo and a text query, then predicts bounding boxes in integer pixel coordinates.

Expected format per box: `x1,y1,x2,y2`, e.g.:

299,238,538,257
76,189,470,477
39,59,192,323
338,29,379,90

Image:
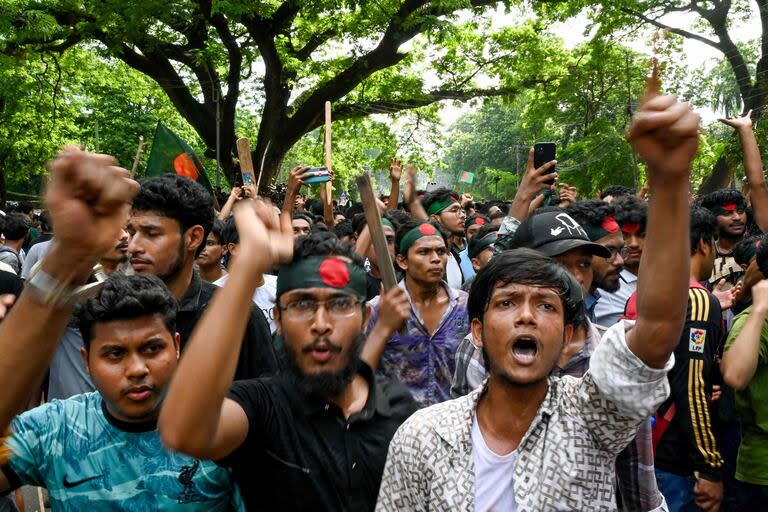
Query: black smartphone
534,142,557,185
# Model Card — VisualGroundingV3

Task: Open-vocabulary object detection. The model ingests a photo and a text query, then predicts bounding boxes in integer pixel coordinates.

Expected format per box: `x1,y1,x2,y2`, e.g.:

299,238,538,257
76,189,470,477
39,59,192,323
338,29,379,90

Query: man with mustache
698,189,749,287
567,199,625,326
595,195,648,326
127,174,277,380
159,209,418,511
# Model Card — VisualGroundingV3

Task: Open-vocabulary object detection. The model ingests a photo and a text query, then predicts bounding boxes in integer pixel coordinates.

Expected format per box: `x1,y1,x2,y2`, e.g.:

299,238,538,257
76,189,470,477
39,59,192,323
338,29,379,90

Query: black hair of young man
421,187,460,213
600,185,636,200
734,236,760,266
14,202,34,215
689,206,719,256
293,231,366,266
332,219,354,239
132,174,214,257
292,212,314,225
566,200,617,228
613,195,648,233
76,273,178,350
697,189,747,212
467,248,584,327
394,219,449,257
1,213,29,241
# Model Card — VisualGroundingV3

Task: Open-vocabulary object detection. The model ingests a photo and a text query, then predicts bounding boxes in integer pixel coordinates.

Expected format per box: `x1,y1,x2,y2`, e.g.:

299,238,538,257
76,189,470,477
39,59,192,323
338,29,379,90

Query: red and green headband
583,215,620,242
426,196,459,216
276,256,368,300
398,223,442,255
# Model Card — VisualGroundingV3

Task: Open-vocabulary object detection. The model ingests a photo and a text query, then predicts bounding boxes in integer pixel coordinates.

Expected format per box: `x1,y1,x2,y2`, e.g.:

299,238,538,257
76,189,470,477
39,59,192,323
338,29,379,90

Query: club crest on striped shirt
689,328,706,353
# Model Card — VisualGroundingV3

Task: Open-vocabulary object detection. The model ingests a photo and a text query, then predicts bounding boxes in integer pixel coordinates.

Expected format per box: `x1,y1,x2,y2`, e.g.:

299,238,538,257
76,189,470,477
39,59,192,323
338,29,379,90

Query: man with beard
159,208,418,512
376,75,698,510
567,199,625,326
422,188,467,289
127,174,277,380
698,189,749,287
595,195,647,326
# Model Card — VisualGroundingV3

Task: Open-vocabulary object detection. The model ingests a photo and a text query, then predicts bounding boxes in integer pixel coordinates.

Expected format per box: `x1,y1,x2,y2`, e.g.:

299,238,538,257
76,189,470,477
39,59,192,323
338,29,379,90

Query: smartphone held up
534,142,557,185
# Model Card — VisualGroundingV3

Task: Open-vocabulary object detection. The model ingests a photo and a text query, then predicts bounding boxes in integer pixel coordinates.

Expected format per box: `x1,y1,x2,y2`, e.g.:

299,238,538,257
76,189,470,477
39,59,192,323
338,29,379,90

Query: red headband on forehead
419,223,437,235
601,215,619,234
621,222,640,235
722,203,737,212
474,218,486,226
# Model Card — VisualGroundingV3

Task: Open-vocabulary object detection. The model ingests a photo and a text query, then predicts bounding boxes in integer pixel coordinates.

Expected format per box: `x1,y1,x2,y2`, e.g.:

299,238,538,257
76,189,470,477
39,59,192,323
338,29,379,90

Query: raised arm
217,187,243,220
388,158,402,211
721,280,768,390
0,150,137,431
280,166,309,227
159,199,293,460
627,70,699,368
508,149,557,223
719,111,768,231
403,164,428,221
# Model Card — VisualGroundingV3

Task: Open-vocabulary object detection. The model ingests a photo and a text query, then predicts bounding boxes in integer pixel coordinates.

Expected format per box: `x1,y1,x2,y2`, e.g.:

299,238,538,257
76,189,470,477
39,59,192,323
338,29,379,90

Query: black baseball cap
513,211,612,258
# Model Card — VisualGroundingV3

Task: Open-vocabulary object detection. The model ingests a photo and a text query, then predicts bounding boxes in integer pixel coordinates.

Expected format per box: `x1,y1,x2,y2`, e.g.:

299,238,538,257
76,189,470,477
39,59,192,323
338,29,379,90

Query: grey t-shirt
47,323,95,401
20,239,52,279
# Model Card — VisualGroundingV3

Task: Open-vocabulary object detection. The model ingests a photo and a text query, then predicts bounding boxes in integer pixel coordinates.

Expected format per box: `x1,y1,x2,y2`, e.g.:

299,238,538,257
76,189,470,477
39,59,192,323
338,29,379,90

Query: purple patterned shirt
367,280,470,407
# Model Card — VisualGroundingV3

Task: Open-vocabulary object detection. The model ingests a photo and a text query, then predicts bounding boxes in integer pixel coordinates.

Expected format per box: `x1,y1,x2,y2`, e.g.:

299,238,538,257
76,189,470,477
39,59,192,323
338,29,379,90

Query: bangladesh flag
458,170,475,184
146,122,213,193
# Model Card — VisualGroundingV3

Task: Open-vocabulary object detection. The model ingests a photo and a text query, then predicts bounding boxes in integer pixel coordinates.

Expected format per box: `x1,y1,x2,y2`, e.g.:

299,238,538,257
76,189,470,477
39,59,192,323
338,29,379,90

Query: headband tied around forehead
621,221,641,235
469,232,498,259
713,203,742,216
398,223,440,255
468,217,486,227
276,256,368,301
426,196,459,216
381,217,395,230
583,215,619,242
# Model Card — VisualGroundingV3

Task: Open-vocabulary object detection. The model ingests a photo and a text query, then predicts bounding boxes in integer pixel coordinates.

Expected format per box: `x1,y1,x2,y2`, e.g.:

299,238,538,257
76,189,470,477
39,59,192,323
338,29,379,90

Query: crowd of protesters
0,77,765,512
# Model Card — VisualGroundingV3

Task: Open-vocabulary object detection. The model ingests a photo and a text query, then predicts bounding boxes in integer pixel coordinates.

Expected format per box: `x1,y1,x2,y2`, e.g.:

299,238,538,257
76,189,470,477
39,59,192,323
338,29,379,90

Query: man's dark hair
311,222,330,233
468,224,500,259
307,199,325,218
697,189,747,214
37,211,52,233
734,236,760,266
690,206,718,255
292,212,314,225
14,202,34,215
210,218,225,244
1,213,29,241
133,175,214,257
756,234,768,278
600,185,635,200
395,219,449,256
468,248,584,326
613,195,648,234
421,187,459,215
565,200,616,229
332,219,354,240
221,216,238,246
293,231,365,267
489,210,505,221
384,210,408,228
75,274,178,350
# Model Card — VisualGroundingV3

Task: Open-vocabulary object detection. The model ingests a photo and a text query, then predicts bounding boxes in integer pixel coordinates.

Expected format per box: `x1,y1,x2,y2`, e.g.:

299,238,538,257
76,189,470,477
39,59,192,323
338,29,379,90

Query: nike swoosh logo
62,475,101,488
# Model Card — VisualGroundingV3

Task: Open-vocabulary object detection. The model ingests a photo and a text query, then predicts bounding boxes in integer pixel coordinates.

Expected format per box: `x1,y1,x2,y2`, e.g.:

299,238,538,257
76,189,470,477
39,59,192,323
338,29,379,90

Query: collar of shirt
286,362,393,420
398,278,460,331
178,271,203,312
620,269,638,284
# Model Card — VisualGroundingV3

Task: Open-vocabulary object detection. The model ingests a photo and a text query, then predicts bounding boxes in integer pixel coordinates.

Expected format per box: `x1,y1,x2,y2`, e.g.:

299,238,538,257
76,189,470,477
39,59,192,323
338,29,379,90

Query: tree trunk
0,164,6,209
698,152,736,195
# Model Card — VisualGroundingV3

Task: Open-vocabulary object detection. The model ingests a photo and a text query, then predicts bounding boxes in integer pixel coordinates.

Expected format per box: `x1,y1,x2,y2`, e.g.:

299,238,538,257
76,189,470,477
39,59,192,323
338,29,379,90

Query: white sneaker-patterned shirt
375,320,674,511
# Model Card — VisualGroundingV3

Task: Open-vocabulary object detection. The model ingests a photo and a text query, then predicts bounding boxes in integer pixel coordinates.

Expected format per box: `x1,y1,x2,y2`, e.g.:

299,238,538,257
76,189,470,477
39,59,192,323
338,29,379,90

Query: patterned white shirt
375,320,674,511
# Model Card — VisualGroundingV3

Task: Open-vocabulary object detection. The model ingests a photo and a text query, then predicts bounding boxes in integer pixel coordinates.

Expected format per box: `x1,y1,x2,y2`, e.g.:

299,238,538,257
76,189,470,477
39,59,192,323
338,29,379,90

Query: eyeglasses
279,296,363,321
604,246,625,261
444,207,466,217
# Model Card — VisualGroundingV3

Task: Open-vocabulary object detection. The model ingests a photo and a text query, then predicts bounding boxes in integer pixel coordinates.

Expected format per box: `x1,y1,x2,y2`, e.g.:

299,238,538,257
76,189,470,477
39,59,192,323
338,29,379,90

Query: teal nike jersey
4,392,241,511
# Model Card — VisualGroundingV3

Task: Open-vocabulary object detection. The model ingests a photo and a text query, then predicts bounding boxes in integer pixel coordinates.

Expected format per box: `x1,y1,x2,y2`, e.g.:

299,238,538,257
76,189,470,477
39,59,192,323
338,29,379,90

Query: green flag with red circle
146,122,213,192
458,170,475,184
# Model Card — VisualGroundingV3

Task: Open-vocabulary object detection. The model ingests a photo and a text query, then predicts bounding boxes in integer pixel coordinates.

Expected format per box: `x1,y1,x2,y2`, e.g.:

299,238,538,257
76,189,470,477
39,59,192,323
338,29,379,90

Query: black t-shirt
221,363,417,511
176,272,278,380
0,270,22,297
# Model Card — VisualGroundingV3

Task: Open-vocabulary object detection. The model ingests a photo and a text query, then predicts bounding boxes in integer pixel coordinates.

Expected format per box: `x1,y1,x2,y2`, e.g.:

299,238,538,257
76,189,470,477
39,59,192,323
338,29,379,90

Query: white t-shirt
445,254,463,290
214,273,278,334
472,414,518,512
